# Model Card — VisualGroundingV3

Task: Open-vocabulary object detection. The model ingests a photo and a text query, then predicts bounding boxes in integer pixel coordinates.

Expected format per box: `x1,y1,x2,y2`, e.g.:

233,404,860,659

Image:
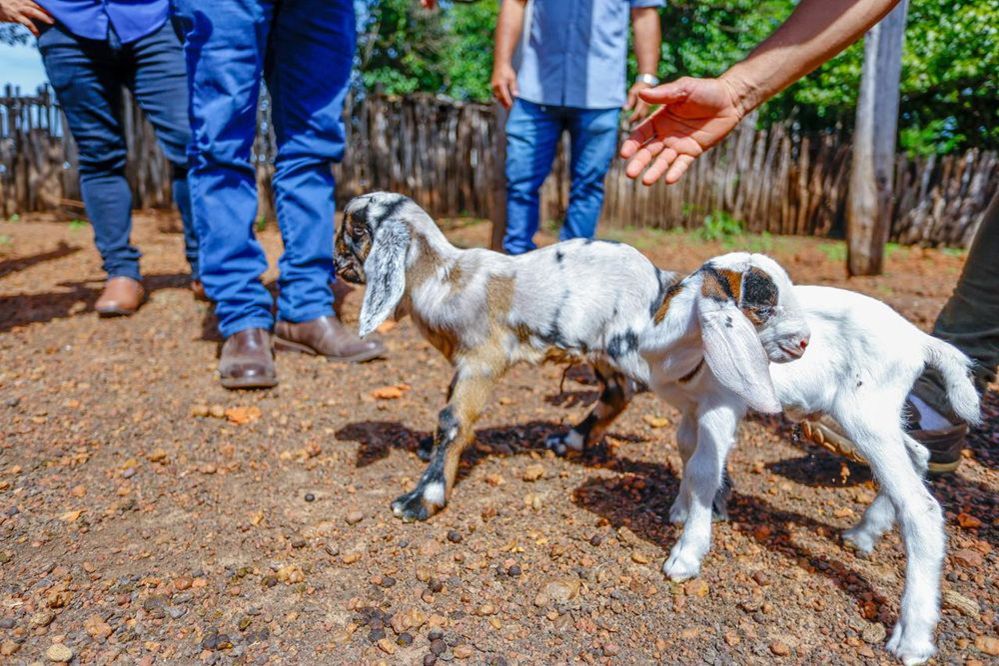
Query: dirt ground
1,212,996,666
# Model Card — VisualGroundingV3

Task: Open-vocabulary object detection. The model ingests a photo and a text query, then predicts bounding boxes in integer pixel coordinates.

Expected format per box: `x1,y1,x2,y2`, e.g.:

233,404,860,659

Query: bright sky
0,43,49,94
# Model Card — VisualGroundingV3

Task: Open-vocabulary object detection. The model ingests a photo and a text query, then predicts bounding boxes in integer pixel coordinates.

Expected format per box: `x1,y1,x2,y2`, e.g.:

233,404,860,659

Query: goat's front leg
392,365,500,522
546,364,634,456
663,400,740,580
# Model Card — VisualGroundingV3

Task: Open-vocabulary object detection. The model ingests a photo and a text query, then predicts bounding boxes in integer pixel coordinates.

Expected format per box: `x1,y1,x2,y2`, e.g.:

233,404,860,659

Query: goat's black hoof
391,487,438,522
416,435,434,462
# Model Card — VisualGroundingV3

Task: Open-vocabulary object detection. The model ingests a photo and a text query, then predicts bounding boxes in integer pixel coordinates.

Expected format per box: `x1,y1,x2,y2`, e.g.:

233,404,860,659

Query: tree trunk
847,0,909,276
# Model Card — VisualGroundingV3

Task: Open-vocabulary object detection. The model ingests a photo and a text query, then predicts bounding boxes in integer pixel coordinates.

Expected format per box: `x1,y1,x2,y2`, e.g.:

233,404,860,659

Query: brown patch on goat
653,282,685,324
700,267,743,303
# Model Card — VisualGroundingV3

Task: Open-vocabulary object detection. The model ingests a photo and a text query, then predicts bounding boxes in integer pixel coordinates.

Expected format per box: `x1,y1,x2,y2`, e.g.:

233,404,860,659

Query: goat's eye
351,225,365,240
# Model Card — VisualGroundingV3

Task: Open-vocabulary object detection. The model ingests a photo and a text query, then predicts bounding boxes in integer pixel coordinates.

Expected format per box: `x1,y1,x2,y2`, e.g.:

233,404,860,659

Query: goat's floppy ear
697,295,782,413
358,224,409,337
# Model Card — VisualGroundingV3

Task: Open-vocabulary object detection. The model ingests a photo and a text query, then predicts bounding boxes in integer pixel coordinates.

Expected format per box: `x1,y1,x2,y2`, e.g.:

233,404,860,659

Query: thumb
638,79,693,105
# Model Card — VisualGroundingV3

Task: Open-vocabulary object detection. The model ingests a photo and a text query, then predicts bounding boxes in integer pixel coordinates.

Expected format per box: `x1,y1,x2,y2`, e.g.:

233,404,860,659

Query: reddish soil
1,212,996,665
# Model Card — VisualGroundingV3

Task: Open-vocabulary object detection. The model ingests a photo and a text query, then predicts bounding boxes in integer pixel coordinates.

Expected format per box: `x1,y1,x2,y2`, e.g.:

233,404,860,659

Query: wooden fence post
847,0,909,276
490,102,508,251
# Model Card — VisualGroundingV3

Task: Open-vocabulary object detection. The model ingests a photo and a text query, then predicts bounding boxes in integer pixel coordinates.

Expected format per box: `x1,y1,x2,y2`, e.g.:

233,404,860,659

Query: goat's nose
799,338,809,350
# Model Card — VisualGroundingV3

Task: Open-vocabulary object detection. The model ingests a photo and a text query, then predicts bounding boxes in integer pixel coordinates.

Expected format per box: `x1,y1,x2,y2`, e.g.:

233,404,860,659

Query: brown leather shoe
274,315,386,362
191,280,208,302
219,328,278,389
95,276,145,317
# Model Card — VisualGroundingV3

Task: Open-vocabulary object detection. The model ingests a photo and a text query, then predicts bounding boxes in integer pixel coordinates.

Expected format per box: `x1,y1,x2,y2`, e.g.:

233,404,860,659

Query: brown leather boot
274,315,386,362
95,276,145,317
219,328,278,389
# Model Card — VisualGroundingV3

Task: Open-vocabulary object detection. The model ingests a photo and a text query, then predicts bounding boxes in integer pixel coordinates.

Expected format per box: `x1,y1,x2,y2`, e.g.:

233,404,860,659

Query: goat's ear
697,296,782,413
358,225,408,337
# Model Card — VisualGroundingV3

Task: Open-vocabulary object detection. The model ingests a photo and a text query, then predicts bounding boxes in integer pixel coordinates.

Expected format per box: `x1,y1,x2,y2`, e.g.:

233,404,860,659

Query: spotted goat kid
334,192,803,521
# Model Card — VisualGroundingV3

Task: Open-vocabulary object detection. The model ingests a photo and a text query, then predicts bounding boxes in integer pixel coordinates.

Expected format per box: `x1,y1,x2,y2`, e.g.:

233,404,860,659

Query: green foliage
699,211,744,242
0,233,12,246
68,219,87,230
356,0,497,100
818,241,847,262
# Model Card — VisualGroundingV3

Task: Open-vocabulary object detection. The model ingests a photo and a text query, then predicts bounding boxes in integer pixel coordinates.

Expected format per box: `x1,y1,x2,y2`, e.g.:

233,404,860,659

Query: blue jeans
174,0,355,338
503,99,620,255
37,20,197,281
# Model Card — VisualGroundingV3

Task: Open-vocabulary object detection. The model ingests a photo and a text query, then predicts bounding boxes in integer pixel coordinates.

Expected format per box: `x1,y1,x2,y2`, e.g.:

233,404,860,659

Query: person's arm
622,0,900,185
624,6,662,124
0,0,53,37
491,0,528,110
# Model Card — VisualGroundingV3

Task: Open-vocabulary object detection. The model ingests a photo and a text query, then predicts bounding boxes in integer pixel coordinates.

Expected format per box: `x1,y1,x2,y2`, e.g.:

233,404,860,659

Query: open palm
620,77,745,185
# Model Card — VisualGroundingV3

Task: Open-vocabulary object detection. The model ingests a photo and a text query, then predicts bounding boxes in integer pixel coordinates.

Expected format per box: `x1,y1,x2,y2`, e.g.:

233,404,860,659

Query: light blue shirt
516,0,663,110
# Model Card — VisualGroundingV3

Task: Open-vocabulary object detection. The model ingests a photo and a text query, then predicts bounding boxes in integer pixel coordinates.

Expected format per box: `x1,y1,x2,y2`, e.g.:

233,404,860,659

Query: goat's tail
923,337,982,426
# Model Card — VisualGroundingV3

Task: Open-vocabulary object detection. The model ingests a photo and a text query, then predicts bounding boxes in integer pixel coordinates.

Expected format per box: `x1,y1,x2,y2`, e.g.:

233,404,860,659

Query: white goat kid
557,278,980,665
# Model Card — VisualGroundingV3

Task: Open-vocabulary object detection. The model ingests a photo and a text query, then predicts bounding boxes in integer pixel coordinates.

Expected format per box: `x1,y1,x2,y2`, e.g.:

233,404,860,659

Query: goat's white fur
652,285,980,666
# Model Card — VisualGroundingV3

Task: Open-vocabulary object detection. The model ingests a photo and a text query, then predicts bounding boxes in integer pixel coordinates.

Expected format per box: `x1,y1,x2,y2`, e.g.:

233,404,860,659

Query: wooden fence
1,86,996,247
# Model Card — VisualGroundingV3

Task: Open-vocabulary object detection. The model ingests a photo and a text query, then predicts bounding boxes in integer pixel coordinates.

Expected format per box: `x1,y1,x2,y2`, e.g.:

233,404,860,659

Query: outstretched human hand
620,76,746,185
0,0,53,37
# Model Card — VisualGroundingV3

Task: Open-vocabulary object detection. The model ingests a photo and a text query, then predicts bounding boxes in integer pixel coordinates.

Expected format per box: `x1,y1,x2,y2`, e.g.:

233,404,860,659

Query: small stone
304,493,315,503
453,645,473,659
942,589,980,619
861,623,886,644
46,643,73,662
174,576,193,590
630,551,650,564
507,565,521,577
1,640,21,657
397,632,414,646
522,464,545,482
589,534,603,547
430,638,447,655
447,530,463,544
683,579,709,597
324,543,340,557
377,637,397,655
952,549,983,568
427,629,443,641
602,643,620,657
84,613,113,639
168,606,187,619
769,641,790,656
423,655,437,666
540,578,580,604
346,511,364,525
30,611,55,628
975,636,999,656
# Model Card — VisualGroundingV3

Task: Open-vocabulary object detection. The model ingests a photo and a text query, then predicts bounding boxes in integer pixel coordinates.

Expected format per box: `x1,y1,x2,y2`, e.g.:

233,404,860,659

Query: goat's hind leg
546,363,634,457
839,408,943,665
392,365,500,521
843,433,930,556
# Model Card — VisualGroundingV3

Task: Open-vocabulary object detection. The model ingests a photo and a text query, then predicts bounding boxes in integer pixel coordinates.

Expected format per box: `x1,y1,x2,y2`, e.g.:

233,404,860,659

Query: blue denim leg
174,0,275,337
503,99,564,255
561,107,620,241
125,21,198,277
265,0,355,323
38,22,139,281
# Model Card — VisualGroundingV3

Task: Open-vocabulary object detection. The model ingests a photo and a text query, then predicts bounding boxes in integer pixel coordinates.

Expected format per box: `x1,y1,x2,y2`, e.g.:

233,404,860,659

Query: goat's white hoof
663,549,701,581
886,623,935,666
842,526,878,556
668,498,689,525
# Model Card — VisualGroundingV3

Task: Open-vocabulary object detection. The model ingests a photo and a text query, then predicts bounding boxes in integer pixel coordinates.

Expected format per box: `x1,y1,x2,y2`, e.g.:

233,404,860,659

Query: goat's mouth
335,261,364,284
775,342,805,360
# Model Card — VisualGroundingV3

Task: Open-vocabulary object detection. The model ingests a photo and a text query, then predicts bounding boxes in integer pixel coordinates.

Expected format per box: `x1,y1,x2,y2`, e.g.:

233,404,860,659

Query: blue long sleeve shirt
39,0,169,44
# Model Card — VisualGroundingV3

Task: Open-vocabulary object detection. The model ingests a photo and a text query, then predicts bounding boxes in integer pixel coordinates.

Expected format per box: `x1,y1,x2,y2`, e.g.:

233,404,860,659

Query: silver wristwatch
635,73,660,86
